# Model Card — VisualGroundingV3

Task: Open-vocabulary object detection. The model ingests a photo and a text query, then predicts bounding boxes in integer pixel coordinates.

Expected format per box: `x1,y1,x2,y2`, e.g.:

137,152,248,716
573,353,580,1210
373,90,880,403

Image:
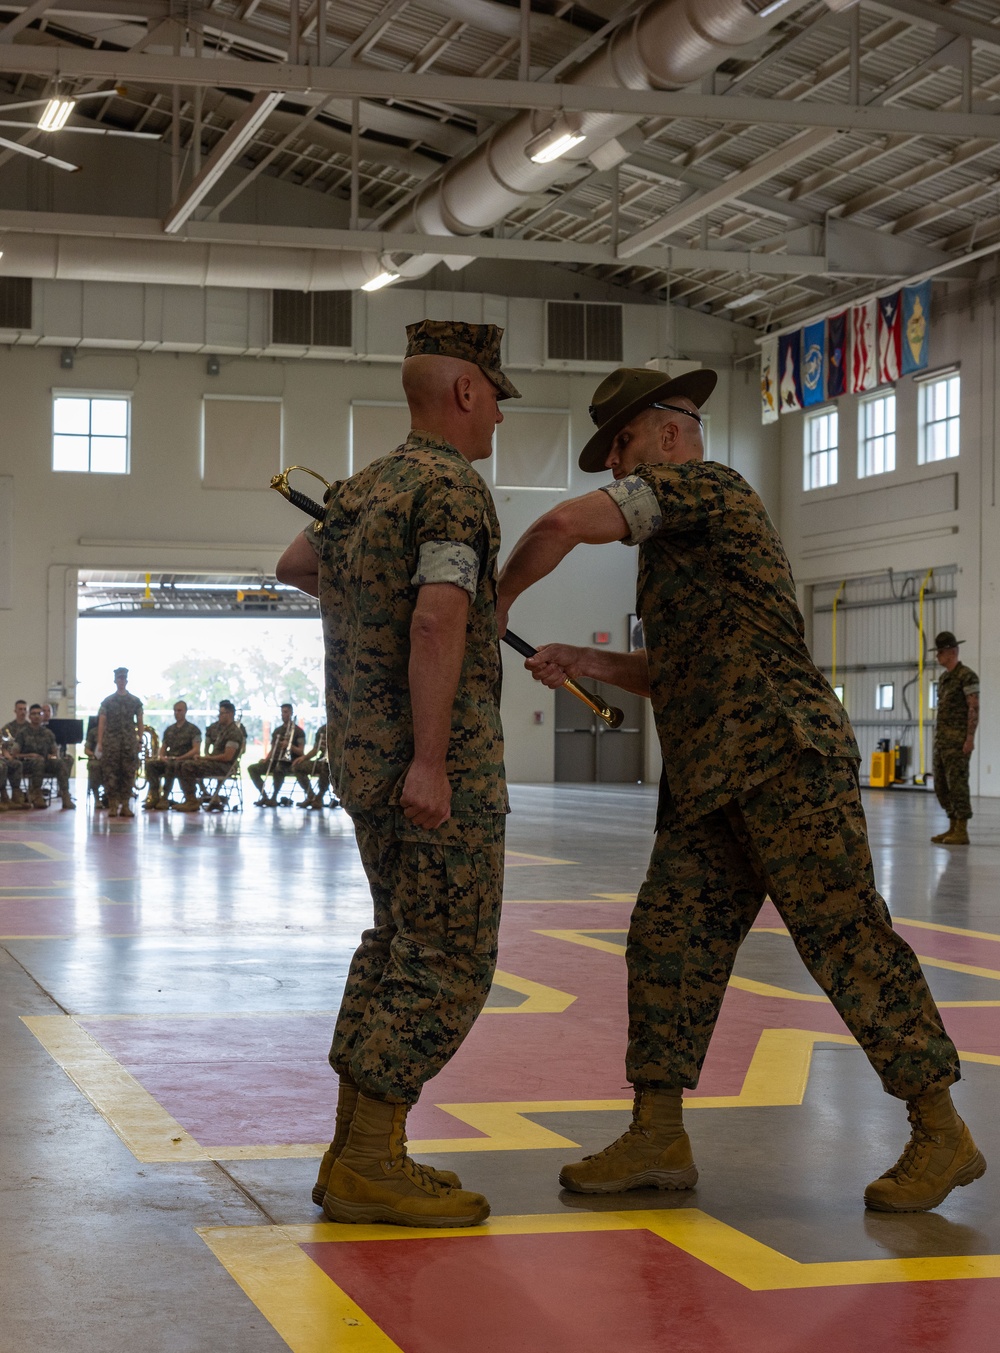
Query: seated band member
174,700,245,812
248,704,305,806
144,701,202,810
82,722,105,805
292,723,334,810
14,705,75,809
0,701,31,811
41,702,75,778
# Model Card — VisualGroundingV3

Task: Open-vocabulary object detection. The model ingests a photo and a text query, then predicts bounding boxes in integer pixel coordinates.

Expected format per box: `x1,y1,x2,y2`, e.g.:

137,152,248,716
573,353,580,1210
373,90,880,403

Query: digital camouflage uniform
98,689,144,802
933,662,979,823
0,721,26,804
248,723,306,797
145,719,202,801
309,427,508,1104
295,724,332,800
178,721,246,797
603,462,959,1099
14,724,70,796
83,725,103,799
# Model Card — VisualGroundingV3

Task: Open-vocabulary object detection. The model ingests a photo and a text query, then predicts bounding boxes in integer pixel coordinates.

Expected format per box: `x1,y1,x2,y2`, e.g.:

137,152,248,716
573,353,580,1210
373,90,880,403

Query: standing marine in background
277,319,514,1230
96,667,144,819
930,631,979,846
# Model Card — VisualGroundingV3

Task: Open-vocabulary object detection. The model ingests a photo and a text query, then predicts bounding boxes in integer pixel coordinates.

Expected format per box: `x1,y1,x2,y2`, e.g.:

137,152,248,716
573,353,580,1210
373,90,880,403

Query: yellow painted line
535,928,625,957
199,1224,403,1353
504,851,575,866
0,840,67,861
916,953,1000,982
895,916,1000,943
199,1209,1000,1353
487,969,575,1014
21,1015,207,1163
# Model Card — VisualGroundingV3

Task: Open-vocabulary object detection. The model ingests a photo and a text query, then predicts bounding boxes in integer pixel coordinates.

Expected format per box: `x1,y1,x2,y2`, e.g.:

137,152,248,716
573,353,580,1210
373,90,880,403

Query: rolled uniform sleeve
601,476,662,545
602,464,725,545
411,541,479,600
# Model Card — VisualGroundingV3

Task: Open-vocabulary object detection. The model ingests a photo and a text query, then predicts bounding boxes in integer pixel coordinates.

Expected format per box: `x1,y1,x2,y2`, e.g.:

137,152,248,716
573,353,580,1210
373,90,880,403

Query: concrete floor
1,783,998,1352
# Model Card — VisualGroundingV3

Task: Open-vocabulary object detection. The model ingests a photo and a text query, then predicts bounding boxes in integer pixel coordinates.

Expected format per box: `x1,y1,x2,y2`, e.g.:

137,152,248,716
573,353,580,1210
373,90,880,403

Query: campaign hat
579,367,718,472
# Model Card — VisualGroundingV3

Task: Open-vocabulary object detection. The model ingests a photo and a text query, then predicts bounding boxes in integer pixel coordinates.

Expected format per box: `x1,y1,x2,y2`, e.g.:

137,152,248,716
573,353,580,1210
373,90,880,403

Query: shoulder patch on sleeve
412,540,480,600
601,475,662,545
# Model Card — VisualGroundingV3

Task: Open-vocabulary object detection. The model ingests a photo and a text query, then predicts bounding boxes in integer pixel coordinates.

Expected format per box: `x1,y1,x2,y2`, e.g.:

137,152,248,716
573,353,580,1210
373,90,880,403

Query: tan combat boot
0,788,10,812
10,784,30,811
312,1077,460,1207
865,1088,986,1212
323,1094,489,1228
144,794,162,811
940,820,970,845
930,819,955,844
60,791,75,811
29,791,46,809
173,794,201,813
559,1087,698,1194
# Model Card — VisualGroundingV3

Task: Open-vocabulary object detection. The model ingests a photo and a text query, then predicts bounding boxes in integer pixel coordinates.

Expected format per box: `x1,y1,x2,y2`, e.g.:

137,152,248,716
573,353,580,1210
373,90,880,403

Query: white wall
776,277,1000,798
0,291,773,783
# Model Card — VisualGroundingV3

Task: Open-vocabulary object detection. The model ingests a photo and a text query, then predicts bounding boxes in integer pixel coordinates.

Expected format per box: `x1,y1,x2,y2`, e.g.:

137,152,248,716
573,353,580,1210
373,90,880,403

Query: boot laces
884,1106,942,1181
583,1119,650,1163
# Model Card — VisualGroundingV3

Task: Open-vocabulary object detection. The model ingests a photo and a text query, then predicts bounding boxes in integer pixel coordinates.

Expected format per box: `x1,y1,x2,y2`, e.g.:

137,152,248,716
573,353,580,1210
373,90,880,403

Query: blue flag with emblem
801,320,826,406
901,280,931,374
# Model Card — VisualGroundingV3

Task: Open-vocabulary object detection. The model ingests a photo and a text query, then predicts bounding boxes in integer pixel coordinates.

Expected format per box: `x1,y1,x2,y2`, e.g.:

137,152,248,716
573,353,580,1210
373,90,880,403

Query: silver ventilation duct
0,0,834,291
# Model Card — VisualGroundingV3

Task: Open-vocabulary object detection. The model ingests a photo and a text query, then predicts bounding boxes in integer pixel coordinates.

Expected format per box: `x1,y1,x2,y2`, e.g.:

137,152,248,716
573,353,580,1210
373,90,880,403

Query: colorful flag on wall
801,321,826,406
778,331,803,412
901,281,931,374
826,311,847,398
760,336,778,424
850,300,877,393
877,291,902,384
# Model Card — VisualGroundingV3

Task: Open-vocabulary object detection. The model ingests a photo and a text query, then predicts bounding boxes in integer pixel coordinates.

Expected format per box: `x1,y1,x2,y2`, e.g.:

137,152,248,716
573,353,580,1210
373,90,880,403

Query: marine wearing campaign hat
579,366,717,472
404,319,521,401
931,631,979,845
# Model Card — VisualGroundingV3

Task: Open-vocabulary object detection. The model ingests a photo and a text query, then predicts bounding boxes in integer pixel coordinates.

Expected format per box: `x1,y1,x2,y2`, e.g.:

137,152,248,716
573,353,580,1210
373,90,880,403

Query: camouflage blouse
604,461,859,824
98,690,143,736
161,720,201,757
309,430,508,813
935,662,979,741
13,725,58,758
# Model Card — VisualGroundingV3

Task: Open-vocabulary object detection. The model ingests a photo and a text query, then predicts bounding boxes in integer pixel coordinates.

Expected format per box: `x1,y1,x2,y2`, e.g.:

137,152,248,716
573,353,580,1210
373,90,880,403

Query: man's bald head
401,354,503,463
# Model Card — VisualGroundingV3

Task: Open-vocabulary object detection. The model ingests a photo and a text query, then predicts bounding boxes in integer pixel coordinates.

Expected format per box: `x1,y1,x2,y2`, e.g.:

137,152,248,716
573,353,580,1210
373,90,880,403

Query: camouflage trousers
23,755,69,794
100,732,138,800
933,737,972,822
330,809,505,1104
627,752,959,1101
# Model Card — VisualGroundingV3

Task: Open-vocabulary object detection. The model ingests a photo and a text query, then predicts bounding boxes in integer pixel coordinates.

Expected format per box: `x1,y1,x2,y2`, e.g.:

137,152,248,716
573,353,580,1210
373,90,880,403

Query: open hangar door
809,567,957,788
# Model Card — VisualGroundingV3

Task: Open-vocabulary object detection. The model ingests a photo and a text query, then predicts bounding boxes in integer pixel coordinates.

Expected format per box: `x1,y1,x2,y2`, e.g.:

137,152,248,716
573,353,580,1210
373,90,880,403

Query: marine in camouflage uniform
293,723,334,808
145,702,202,808
277,318,517,1229
14,708,74,807
175,704,245,810
248,708,306,804
931,631,979,844
82,723,104,803
97,668,144,817
498,365,983,1214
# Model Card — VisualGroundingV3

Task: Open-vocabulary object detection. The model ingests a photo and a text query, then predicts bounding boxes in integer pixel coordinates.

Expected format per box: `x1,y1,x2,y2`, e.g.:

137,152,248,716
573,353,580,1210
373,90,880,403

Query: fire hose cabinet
870,738,896,788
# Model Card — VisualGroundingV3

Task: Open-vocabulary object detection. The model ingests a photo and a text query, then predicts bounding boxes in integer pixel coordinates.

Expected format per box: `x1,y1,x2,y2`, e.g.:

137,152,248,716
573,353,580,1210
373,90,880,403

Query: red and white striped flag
850,300,876,393
877,291,902,385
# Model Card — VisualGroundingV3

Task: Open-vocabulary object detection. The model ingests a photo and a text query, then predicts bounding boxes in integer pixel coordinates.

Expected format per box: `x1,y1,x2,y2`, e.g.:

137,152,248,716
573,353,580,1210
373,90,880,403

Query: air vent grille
546,301,622,363
272,291,352,347
0,277,32,330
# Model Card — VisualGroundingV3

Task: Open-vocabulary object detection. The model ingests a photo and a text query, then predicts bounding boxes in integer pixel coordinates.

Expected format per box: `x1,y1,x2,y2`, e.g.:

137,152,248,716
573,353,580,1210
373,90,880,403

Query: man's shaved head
400,353,503,463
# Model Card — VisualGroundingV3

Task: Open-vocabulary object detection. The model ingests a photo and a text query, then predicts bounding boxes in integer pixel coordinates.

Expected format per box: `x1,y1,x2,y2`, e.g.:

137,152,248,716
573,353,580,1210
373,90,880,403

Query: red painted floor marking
303,1230,1000,1353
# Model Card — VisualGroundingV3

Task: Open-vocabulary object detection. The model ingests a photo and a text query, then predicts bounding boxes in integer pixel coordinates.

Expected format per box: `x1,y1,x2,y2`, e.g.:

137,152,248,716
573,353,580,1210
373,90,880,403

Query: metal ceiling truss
0,0,998,327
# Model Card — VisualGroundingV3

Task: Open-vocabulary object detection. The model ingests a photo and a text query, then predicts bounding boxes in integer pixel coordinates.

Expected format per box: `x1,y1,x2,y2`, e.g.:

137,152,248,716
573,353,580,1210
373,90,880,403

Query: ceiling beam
616,128,838,259
2,47,1000,138
863,0,1000,54
163,90,284,233
0,207,936,277
0,0,57,43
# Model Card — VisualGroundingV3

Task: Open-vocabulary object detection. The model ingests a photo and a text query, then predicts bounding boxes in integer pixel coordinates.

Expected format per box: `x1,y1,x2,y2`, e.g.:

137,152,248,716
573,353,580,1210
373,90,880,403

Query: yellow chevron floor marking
894,916,1000,942
199,1208,1000,1353
0,839,67,861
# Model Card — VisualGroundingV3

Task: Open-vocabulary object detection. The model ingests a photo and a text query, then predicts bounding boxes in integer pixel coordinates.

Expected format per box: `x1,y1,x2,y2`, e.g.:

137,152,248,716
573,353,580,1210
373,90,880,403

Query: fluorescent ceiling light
361,271,401,292
529,131,586,164
38,98,75,132
730,290,767,307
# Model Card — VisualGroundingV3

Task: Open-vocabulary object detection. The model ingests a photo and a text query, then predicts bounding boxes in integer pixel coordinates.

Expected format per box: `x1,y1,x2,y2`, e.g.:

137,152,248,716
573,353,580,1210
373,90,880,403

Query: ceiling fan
0,87,160,172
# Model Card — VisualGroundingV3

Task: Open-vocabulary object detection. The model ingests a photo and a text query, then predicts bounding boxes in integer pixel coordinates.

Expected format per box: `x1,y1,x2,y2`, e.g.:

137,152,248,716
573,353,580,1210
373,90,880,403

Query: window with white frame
52,393,130,474
918,370,960,464
876,682,895,711
929,680,938,710
833,684,845,704
803,407,838,490
858,389,896,478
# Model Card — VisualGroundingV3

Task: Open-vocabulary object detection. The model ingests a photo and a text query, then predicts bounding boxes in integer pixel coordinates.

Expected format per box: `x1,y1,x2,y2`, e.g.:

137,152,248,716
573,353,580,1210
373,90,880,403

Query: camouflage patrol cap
404,319,521,400
113,666,128,676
